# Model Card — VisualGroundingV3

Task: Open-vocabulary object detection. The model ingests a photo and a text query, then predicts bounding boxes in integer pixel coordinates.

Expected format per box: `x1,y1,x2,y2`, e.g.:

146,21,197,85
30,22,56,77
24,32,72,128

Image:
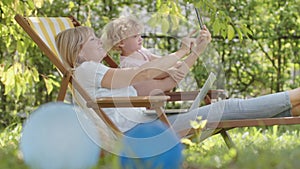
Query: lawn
1,123,300,169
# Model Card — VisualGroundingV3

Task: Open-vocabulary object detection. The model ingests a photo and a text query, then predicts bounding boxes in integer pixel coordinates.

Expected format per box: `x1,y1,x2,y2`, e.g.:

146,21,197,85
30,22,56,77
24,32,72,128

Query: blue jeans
167,91,292,132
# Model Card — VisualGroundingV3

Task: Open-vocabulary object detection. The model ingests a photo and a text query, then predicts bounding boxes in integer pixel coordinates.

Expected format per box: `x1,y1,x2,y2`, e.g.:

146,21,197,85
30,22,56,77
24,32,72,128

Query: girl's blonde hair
101,16,143,51
55,26,94,68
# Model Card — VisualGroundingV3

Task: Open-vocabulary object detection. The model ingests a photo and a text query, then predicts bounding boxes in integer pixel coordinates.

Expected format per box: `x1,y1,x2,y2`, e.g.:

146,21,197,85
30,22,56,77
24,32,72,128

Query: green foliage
185,0,253,41
148,0,186,34
190,0,299,97
148,0,249,39
43,74,60,95
1,63,39,99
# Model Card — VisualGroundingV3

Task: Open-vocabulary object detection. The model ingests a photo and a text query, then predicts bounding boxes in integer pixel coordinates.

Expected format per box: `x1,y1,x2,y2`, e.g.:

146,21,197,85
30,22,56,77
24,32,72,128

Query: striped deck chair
14,14,174,153
15,14,300,150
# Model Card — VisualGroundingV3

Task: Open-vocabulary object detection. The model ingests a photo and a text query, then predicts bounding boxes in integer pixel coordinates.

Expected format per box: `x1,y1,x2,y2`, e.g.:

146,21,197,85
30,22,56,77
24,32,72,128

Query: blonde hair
101,16,143,51
55,26,94,68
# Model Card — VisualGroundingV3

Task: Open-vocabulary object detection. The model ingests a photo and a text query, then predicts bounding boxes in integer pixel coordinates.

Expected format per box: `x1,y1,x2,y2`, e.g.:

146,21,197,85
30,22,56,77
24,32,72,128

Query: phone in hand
195,8,204,29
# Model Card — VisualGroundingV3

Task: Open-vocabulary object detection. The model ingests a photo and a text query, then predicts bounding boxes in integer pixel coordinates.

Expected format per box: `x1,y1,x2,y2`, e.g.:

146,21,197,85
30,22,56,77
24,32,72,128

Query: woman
55,26,300,134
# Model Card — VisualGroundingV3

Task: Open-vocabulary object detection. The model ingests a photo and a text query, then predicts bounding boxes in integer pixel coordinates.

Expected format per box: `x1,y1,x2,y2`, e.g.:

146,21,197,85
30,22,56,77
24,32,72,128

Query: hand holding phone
195,8,204,30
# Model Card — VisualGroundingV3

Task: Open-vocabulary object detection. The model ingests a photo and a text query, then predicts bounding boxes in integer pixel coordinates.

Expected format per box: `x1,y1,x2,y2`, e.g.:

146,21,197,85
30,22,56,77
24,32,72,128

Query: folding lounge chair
14,14,173,141
15,14,300,149
13,14,222,132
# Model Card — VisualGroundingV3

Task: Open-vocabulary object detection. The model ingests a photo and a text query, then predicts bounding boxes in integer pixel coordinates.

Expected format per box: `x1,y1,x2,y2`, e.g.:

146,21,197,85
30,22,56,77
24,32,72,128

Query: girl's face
119,33,143,55
79,33,107,62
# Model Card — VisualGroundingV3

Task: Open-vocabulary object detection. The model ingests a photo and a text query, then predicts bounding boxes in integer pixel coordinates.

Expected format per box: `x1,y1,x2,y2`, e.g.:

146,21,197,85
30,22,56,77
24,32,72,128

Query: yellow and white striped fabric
28,17,74,61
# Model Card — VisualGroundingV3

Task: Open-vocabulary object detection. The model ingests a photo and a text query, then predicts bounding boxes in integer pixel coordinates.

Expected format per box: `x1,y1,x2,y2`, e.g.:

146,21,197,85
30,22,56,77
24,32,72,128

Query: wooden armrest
87,95,172,127
87,96,170,109
164,91,198,101
164,89,228,102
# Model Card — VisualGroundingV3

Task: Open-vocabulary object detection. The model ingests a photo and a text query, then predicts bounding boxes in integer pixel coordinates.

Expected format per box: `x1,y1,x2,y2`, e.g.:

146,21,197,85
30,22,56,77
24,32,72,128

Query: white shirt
75,61,156,132
120,47,153,68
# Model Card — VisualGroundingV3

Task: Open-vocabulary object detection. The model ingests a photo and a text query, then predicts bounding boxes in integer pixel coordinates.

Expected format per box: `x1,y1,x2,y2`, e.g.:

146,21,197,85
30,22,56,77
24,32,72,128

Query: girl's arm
175,26,211,77
133,27,211,94
101,27,211,89
148,35,196,61
147,36,195,79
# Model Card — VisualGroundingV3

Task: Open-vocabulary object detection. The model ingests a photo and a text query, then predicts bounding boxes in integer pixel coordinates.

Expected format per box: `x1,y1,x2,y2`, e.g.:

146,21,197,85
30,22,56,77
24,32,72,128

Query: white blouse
75,61,156,132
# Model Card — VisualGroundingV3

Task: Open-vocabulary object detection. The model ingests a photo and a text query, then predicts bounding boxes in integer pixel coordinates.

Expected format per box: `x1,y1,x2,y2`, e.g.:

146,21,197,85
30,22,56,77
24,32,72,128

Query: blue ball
120,120,183,169
20,102,101,169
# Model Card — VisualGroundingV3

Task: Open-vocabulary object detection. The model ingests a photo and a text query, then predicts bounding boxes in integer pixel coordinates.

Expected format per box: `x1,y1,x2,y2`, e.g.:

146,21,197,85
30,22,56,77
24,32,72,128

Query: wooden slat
88,96,170,108
206,117,300,129
104,55,119,68
164,89,227,102
178,117,300,138
155,106,172,127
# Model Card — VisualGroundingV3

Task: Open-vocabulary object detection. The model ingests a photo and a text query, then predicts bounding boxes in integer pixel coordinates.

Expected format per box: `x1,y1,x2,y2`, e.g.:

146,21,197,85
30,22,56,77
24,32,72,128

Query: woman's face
79,33,107,62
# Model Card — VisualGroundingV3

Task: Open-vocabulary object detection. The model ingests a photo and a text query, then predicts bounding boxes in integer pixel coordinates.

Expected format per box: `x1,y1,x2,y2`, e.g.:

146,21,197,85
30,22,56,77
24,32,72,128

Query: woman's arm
101,52,183,88
133,77,177,96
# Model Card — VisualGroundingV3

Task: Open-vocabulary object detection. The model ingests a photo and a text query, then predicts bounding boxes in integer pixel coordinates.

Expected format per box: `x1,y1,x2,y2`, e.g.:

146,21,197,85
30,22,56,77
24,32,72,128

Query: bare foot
288,88,300,106
291,103,300,116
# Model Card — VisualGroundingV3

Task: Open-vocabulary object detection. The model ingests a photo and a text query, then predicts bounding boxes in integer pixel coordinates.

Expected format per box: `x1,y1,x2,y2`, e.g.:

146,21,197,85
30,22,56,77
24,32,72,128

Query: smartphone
195,8,204,29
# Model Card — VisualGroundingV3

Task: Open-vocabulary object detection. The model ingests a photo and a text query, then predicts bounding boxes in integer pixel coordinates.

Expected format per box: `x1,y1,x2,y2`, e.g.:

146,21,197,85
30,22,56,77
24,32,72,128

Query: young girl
55,26,300,135
101,16,193,68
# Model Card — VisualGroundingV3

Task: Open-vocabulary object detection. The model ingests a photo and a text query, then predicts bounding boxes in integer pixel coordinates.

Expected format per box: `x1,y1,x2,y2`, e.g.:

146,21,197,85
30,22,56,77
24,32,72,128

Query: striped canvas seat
27,17,74,62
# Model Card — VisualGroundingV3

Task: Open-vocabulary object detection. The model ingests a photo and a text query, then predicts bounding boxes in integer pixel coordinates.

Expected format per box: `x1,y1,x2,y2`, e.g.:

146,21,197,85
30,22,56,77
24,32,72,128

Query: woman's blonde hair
55,26,94,68
101,16,143,51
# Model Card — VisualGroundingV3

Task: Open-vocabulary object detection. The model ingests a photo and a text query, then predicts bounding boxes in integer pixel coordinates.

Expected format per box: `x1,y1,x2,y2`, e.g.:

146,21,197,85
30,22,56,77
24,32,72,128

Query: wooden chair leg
220,129,235,149
100,148,108,158
220,129,239,161
57,72,71,101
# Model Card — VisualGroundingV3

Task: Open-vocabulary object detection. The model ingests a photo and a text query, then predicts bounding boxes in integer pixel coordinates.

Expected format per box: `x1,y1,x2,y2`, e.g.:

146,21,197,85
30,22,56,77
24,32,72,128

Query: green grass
1,124,299,169
0,123,29,169
183,125,300,169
